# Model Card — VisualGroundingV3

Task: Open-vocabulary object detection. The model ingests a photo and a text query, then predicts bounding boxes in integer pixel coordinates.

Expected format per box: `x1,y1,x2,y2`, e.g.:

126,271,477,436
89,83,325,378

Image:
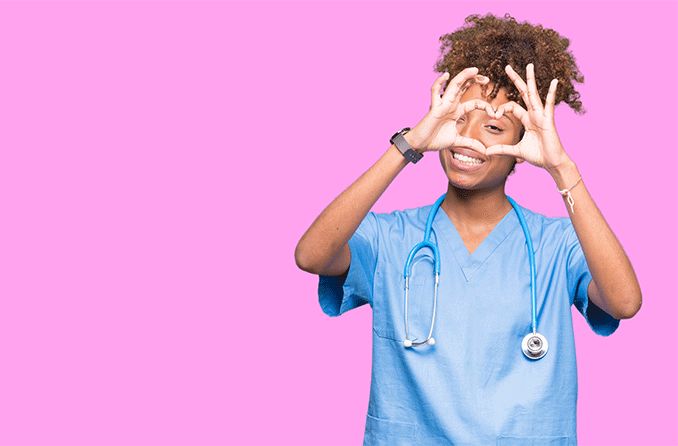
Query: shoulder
510,205,573,252
517,206,570,230
368,203,431,238
532,210,576,244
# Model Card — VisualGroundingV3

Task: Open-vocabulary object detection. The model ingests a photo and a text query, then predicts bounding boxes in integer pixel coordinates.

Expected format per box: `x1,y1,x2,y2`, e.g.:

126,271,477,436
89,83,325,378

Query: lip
451,146,487,161
448,149,487,172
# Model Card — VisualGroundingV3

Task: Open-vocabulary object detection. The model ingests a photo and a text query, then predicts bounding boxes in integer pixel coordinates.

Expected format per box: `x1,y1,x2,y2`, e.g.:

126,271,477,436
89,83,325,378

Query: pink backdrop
0,1,676,445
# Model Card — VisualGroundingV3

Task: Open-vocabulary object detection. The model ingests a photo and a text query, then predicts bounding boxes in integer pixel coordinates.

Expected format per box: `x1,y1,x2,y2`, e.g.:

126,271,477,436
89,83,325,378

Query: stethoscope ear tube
403,242,440,348
401,193,548,361
506,195,549,360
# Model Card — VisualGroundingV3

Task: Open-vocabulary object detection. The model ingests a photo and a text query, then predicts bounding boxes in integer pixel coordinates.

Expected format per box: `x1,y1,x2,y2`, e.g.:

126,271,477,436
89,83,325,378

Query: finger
505,64,532,110
476,74,490,84
458,74,489,94
485,143,520,158
453,135,486,154
431,72,451,108
455,98,497,120
544,78,558,122
465,74,491,88
526,63,544,112
454,73,492,108
495,101,531,128
441,67,479,104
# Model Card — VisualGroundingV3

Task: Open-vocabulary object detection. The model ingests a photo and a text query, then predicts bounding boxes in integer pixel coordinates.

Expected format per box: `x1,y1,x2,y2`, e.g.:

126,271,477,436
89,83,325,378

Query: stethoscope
402,193,548,360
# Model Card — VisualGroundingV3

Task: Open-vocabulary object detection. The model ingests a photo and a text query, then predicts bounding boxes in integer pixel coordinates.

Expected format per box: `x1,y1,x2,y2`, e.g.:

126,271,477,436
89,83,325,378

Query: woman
295,12,641,445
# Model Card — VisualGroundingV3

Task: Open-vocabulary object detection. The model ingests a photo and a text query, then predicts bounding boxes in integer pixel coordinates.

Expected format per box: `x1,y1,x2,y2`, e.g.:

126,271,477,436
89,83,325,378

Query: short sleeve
564,220,620,336
317,211,380,317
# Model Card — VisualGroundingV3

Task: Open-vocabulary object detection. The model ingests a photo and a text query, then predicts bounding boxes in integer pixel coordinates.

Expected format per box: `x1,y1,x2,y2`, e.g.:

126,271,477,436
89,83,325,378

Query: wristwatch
390,127,423,164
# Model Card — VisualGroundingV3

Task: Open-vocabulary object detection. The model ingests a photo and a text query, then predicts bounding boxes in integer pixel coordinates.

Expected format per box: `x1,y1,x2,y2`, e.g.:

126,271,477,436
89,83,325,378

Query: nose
456,115,482,142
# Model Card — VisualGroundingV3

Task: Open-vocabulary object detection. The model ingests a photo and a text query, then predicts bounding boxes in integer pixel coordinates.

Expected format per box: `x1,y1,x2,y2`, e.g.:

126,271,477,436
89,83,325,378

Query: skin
437,63,641,319
437,81,525,252
296,62,641,319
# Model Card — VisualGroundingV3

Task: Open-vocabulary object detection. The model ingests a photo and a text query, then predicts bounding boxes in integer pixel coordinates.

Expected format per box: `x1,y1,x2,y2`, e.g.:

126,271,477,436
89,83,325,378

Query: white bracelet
558,176,582,214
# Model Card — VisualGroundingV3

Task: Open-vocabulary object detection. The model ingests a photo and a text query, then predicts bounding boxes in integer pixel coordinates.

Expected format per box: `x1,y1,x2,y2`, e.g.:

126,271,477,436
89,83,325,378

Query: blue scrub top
317,199,620,445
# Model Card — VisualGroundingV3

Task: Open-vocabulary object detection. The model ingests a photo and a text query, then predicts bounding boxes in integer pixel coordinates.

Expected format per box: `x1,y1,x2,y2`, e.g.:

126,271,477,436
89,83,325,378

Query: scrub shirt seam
562,222,576,308
466,215,522,282
372,212,399,341
371,212,382,308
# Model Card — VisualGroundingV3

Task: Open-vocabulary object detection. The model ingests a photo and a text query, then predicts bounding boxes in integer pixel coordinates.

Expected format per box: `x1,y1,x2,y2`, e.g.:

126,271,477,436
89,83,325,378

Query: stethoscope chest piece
521,332,548,360
403,193,547,362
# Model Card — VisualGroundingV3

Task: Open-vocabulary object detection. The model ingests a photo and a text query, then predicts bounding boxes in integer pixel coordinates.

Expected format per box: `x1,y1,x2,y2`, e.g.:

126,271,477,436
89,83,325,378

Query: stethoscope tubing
402,192,547,359
506,195,538,335
402,194,446,347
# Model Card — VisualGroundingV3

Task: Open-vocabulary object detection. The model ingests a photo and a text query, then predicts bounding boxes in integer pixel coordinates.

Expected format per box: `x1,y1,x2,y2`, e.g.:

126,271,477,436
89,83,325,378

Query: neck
441,182,512,231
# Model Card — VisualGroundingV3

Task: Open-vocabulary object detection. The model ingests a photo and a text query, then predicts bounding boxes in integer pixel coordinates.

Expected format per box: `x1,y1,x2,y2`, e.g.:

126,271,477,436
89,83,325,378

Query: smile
452,152,483,164
448,149,486,172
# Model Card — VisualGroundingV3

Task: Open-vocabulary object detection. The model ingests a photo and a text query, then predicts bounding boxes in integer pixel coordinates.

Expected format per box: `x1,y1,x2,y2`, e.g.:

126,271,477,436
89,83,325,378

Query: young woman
295,12,641,445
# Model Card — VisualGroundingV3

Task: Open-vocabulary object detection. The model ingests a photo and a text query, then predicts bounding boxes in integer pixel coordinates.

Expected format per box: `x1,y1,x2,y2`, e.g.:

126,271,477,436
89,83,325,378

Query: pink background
0,1,676,445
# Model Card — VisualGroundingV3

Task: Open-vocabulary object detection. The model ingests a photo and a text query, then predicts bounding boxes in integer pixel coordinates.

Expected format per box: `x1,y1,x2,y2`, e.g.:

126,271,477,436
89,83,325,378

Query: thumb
453,135,486,154
485,144,519,157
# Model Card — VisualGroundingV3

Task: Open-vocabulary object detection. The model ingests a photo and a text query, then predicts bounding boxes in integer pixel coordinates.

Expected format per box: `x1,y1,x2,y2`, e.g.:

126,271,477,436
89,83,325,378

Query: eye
456,117,503,132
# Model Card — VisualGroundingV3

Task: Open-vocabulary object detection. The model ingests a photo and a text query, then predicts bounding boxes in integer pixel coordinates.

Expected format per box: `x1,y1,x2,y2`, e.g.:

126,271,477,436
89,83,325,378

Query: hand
407,67,497,155
484,63,572,170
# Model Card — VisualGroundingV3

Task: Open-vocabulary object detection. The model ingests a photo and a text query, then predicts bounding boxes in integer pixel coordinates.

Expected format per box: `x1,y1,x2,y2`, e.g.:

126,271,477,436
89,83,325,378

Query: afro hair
434,12,586,174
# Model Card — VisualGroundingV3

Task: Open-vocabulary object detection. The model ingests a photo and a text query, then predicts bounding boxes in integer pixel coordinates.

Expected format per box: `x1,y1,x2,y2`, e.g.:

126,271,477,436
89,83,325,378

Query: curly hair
434,12,586,174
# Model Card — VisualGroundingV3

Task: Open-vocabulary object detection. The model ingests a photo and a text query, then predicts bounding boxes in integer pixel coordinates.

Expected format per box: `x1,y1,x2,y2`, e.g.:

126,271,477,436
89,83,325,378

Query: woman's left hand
485,63,572,171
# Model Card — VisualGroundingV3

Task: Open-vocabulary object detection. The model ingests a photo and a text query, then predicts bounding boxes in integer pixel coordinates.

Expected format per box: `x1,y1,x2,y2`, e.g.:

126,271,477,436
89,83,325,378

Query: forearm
547,159,642,319
295,136,419,275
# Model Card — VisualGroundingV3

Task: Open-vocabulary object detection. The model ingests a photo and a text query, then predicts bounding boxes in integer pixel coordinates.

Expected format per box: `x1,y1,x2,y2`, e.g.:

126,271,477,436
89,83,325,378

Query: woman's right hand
406,67,498,154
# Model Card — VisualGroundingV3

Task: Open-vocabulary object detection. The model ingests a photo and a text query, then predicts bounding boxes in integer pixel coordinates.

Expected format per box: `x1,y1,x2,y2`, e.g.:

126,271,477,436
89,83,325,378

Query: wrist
403,130,426,153
547,159,579,190
387,143,410,168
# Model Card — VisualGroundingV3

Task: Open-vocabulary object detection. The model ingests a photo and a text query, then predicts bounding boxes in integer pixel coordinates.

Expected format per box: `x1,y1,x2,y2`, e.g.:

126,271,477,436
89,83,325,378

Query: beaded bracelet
558,176,582,214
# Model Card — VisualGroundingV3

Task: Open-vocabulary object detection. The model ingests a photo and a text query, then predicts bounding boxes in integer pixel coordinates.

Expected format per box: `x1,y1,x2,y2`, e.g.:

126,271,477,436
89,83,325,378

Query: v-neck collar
431,202,520,282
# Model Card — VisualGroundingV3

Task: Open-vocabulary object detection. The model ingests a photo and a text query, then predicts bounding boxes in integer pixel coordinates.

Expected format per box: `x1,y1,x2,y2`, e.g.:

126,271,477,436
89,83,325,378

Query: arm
295,68,491,276
294,140,414,276
485,63,642,320
548,159,642,319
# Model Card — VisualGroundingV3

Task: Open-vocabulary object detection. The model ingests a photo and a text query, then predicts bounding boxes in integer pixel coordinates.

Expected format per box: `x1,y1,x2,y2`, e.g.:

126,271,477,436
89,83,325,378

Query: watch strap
390,127,423,164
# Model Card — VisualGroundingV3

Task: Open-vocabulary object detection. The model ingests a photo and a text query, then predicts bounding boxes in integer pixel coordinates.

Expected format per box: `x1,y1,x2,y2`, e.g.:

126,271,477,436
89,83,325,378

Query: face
439,82,525,190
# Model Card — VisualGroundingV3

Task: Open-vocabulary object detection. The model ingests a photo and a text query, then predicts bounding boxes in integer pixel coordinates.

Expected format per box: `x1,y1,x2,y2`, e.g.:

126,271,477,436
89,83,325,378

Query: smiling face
439,82,525,190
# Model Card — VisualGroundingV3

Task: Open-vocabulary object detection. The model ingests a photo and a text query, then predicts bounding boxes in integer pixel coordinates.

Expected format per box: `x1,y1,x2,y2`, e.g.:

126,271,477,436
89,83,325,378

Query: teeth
453,152,483,164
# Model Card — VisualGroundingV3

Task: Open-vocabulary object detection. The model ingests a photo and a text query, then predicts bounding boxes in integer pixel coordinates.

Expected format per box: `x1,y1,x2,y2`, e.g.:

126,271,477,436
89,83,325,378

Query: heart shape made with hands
440,63,566,171
446,98,526,164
